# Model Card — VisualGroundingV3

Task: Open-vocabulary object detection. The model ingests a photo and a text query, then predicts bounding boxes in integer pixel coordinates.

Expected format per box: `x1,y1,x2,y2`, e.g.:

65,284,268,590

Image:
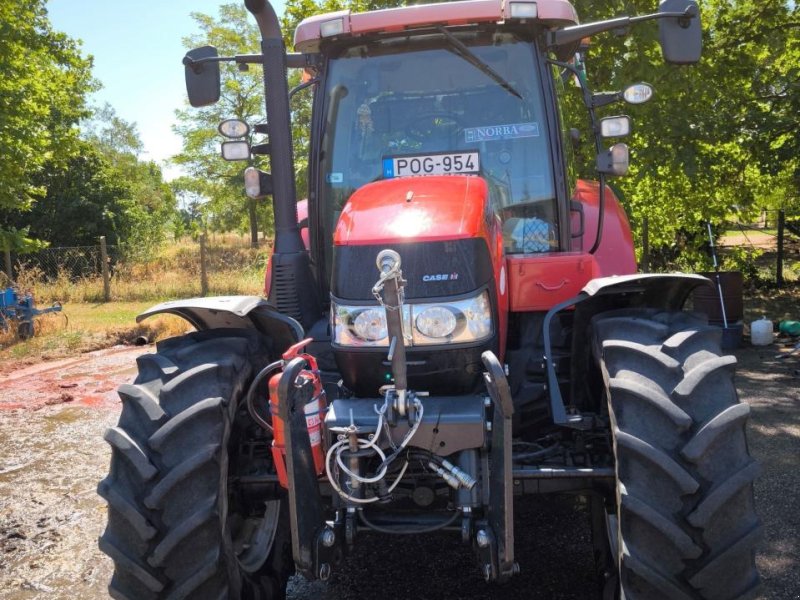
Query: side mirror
184,46,221,107
659,0,702,65
597,143,629,176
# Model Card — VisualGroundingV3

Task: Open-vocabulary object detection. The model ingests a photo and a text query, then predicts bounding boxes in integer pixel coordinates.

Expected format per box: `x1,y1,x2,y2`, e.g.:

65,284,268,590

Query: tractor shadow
288,496,597,599
734,344,800,598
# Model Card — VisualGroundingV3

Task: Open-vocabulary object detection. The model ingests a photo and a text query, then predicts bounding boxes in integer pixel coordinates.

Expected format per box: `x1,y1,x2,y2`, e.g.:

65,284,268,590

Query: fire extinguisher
269,338,326,488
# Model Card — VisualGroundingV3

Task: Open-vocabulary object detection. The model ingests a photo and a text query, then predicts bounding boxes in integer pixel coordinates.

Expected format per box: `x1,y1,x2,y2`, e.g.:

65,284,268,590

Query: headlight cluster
333,290,492,347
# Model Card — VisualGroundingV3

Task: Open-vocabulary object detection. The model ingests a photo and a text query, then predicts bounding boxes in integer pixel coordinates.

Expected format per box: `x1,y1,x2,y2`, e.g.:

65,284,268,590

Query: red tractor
99,1,760,598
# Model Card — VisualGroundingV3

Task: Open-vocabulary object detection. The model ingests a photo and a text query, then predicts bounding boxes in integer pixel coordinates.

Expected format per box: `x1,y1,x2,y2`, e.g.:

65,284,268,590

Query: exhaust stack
245,0,320,328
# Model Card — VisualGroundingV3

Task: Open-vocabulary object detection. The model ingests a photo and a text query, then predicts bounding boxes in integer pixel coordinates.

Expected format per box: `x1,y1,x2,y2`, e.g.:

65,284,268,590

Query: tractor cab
313,27,561,281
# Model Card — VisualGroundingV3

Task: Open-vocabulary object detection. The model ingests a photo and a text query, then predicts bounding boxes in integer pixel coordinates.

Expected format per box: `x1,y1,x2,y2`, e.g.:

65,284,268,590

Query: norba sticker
464,122,539,143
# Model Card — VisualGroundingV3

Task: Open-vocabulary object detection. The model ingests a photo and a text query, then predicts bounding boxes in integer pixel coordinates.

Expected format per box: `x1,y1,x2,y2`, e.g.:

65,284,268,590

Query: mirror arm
183,53,265,74
547,59,601,153
591,92,623,109
549,5,698,49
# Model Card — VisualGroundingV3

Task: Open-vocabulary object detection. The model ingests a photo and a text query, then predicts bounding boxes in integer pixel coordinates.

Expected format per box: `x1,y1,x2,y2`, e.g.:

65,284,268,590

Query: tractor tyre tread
100,329,289,600
593,310,760,600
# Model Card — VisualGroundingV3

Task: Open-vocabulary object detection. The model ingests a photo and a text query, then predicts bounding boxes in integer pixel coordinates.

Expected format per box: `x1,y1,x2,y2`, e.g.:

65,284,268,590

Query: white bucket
750,317,773,346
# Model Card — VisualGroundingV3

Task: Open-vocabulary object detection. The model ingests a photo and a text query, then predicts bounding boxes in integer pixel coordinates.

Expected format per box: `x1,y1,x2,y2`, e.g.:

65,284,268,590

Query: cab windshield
318,31,558,266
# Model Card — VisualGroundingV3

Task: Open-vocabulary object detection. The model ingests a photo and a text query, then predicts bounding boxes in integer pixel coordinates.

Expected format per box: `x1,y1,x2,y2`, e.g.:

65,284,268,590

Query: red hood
334,176,489,245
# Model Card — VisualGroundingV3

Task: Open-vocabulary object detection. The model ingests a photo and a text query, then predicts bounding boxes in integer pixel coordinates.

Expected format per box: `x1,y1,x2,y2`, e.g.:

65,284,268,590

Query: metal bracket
543,293,592,430
278,357,340,579
481,351,516,582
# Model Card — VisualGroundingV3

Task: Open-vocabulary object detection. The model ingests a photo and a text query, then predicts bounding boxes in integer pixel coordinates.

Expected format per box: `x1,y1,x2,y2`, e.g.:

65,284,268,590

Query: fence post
641,216,650,273
100,236,111,301
776,209,785,288
200,233,209,296
3,249,12,282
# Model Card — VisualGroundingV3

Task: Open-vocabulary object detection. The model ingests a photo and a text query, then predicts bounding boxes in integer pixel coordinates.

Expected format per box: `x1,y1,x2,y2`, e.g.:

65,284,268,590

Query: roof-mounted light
320,17,345,38
509,2,538,19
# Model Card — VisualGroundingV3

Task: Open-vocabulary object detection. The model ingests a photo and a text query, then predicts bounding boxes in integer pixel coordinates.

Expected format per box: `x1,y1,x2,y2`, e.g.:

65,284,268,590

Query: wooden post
641,216,650,273
200,233,209,296
3,249,12,283
776,209,785,288
100,236,111,302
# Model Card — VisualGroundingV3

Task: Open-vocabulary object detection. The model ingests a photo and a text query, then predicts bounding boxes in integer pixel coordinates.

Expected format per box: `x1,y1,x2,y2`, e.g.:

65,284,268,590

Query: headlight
332,290,493,347
415,306,457,339
353,308,387,341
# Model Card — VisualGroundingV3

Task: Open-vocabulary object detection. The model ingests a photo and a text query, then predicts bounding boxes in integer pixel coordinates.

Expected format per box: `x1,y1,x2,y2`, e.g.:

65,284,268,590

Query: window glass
319,32,558,260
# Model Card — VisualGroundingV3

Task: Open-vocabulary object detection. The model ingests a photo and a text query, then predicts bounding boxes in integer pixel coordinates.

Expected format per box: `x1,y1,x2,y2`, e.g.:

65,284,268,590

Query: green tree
83,104,177,260
5,105,176,259
568,0,799,268
0,0,94,251
173,3,268,247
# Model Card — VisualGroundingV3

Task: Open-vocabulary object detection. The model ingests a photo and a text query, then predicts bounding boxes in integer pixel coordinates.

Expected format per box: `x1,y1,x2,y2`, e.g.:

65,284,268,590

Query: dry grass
0,302,192,366
11,236,270,304
0,236,266,365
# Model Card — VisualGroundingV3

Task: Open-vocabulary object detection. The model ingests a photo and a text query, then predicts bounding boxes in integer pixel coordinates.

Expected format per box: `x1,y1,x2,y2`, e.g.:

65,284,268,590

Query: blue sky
47,0,287,179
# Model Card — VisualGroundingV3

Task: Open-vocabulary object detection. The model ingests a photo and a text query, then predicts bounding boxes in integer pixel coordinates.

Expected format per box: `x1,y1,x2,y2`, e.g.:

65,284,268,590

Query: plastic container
750,316,774,346
721,321,743,350
778,320,800,337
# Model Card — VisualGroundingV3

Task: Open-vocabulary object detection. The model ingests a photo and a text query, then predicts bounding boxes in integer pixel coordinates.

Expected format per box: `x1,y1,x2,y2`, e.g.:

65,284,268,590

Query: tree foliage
0,0,94,249
566,0,799,268
173,4,272,244
4,105,176,257
180,0,800,267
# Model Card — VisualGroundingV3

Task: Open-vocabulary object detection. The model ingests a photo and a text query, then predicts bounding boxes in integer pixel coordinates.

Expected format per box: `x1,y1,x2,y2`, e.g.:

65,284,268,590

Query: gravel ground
0,343,796,599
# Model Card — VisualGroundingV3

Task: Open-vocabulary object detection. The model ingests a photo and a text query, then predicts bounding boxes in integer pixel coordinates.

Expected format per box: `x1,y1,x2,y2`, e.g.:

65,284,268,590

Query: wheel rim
235,499,282,573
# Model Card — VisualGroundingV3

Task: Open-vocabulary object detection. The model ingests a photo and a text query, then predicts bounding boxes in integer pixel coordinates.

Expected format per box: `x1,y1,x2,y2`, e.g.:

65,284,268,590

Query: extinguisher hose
246,360,283,432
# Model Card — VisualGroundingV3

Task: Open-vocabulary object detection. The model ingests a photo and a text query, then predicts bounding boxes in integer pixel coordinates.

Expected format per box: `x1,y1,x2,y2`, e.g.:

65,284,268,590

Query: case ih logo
422,273,459,282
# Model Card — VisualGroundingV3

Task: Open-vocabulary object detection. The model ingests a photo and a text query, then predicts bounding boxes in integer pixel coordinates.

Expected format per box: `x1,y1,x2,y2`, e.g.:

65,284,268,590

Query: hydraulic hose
245,360,282,432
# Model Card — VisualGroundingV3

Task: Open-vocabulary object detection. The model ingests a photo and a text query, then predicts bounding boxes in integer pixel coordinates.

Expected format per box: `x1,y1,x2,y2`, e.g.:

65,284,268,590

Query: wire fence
716,209,800,286
1,234,270,302
13,245,106,279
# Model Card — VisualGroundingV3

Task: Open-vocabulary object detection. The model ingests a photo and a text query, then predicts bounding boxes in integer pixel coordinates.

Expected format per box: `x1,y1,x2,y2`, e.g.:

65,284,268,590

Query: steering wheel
404,112,464,142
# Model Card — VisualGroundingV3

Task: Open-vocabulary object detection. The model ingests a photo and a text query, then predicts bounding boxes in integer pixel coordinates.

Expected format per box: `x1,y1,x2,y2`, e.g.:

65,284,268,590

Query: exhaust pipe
245,0,320,328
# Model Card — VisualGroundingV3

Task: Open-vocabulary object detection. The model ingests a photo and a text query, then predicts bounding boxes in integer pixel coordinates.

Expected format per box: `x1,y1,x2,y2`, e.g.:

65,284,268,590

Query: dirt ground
0,341,797,599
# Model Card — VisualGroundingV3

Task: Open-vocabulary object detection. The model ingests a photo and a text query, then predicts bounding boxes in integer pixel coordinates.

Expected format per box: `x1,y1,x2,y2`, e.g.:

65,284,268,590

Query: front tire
98,330,291,599
592,310,761,600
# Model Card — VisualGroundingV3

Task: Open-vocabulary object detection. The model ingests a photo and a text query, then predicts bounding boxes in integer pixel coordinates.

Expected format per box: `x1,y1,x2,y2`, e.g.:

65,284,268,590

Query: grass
12,236,269,304
2,232,798,371
0,301,191,366
1,236,265,367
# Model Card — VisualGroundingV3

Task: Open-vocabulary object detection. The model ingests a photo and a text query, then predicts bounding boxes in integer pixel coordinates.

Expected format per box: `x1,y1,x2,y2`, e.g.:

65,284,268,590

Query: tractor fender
579,272,709,309
544,273,711,428
137,295,303,356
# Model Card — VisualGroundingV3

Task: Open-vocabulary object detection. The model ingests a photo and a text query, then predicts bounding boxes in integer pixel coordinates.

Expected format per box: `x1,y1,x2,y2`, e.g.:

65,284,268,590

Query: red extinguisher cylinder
269,338,327,489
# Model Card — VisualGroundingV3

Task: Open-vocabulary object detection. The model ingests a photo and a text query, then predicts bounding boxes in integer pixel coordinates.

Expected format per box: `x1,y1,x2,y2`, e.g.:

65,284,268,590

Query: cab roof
293,0,579,53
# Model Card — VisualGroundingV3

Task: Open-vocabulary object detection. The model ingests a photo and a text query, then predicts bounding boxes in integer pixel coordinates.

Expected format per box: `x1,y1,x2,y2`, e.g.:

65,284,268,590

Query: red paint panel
507,253,599,312
570,179,637,277
294,0,578,52
334,176,490,246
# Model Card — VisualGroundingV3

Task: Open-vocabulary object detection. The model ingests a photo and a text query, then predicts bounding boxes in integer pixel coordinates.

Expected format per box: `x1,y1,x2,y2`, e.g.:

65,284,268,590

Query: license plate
382,151,480,178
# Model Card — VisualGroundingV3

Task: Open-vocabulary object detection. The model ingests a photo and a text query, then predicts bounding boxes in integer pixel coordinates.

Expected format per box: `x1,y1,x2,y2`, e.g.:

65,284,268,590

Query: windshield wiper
436,26,522,100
